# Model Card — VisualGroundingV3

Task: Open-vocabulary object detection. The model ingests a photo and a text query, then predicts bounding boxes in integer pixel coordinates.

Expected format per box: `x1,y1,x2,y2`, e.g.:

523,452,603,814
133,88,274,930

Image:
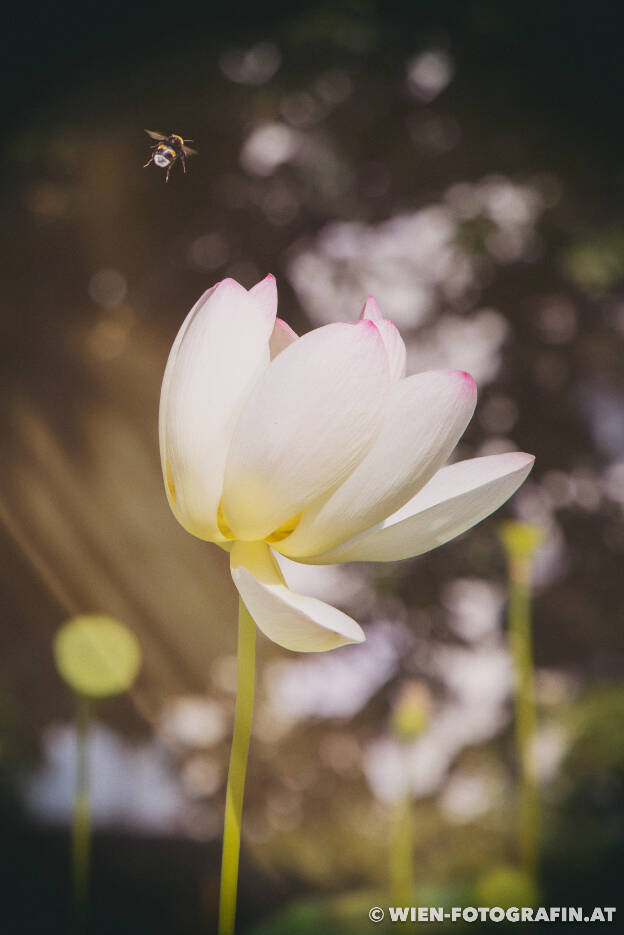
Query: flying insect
143,130,198,182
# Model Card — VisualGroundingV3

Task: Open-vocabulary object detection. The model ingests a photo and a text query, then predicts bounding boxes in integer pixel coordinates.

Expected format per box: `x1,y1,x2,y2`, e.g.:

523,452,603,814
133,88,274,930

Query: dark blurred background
1,1,624,931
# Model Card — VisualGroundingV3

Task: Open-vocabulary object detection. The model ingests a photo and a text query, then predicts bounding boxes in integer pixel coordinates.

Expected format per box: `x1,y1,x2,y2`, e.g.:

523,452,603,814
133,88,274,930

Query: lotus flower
160,275,534,653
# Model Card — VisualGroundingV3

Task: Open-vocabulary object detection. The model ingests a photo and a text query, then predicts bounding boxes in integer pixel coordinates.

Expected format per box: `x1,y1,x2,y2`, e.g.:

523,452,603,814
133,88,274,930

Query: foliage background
1,2,623,931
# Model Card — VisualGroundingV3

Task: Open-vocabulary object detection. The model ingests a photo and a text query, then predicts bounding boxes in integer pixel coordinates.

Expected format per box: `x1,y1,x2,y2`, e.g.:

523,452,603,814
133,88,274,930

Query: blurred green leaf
564,684,624,776
563,228,624,292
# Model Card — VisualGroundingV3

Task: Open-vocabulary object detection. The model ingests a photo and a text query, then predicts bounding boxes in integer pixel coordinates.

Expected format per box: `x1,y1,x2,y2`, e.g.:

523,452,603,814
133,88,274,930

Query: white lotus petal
221,320,391,541
160,278,275,541
269,317,298,358
249,273,278,325
360,296,406,381
230,541,365,652
279,370,476,558
310,452,535,563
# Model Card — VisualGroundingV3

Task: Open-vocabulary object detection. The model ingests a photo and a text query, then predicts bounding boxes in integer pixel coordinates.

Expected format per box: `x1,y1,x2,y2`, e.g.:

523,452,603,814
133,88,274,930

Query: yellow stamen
166,460,176,504
217,501,236,539
265,514,301,543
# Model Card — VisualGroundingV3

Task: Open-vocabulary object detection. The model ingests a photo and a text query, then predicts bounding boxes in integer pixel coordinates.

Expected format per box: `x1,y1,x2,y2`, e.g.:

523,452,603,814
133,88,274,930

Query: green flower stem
390,794,414,907
218,598,256,935
507,560,540,881
72,693,91,930
390,747,414,907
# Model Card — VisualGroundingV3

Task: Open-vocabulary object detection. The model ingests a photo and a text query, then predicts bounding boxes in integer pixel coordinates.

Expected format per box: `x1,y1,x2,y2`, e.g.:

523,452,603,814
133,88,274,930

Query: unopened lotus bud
391,681,431,741
498,521,545,584
54,614,141,698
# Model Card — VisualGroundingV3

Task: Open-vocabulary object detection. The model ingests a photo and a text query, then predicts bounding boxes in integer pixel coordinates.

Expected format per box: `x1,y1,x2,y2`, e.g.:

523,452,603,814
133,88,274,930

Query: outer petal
309,452,535,563
278,370,477,558
221,320,391,541
230,541,365,652
249,274,278,322
269,318,298,358
360,296,406,382
159,277,276,541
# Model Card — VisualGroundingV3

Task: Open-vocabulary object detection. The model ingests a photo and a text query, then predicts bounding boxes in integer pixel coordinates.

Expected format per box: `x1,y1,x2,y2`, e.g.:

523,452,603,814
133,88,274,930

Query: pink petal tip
360,295,383,322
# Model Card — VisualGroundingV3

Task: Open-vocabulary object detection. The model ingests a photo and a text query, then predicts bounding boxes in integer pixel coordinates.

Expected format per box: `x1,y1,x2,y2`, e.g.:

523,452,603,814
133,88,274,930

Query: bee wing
182,144,198,156
144,129,167,141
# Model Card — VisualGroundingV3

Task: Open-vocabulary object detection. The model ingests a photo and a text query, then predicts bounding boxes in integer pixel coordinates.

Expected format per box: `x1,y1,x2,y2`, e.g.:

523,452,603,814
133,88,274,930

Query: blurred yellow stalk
499,522,545,885
389,682,431,907
53,614,142,930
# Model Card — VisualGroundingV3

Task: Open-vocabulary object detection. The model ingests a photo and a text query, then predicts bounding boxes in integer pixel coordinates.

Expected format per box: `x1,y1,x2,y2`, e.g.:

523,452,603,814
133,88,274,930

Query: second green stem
72,693,91,931
508,566,540,880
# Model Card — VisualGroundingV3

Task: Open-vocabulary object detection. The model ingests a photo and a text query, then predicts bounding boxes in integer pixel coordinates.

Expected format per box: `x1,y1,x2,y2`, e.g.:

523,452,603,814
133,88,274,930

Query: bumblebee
143,130,198,182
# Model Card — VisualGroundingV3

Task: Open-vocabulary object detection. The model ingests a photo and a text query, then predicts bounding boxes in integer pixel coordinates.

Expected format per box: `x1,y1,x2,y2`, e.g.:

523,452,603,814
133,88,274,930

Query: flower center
217,499,301,543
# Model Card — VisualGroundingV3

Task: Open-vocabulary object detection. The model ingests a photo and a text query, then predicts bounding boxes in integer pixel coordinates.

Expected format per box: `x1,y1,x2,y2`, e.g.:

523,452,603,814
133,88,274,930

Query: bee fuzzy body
143,131,197,182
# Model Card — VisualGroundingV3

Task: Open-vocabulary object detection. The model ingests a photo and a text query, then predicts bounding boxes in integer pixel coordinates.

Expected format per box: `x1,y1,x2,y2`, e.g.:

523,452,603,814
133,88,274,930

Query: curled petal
221,320,391,541
159,277,276,541
230,541,365,652
278,370,476,558
360,296,406,382
309,452,535,564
